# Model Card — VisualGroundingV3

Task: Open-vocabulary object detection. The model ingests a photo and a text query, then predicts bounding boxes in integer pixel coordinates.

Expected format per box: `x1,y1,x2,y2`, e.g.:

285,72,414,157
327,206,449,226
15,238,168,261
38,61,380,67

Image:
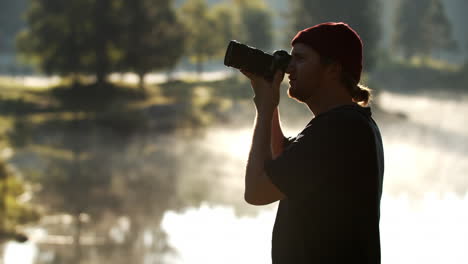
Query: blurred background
0,0,467,263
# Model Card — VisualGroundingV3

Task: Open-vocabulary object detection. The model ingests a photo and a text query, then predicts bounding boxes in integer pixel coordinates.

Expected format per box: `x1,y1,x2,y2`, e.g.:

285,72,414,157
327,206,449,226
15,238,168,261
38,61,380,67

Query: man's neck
305,87,355,116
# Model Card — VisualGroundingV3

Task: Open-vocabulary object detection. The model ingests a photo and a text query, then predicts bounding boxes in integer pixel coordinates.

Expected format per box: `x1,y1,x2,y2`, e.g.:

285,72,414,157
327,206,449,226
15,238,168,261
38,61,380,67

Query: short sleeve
264,113,372,200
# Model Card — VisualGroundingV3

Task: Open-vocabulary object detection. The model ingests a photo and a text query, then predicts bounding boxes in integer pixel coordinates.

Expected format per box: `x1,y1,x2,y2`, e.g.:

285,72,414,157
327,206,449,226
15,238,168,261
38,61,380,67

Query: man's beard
288,86,311,103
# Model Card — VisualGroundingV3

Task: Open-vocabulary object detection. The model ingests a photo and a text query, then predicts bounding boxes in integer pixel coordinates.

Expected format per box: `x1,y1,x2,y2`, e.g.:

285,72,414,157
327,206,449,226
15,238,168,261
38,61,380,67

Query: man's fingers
240,69,255,79
273,70,285,86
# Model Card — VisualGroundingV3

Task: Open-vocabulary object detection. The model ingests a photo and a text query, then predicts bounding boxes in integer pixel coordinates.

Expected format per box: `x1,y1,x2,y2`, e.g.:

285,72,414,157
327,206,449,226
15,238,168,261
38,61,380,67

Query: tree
119,0,186,90
8,105,160,263
393,0,457,60
17,0,88,80
289,0,380,71
234,0,273,51
210,2,238,57
92,0,122,86
179,0,221,75
178,0,273,75
17,0,124,86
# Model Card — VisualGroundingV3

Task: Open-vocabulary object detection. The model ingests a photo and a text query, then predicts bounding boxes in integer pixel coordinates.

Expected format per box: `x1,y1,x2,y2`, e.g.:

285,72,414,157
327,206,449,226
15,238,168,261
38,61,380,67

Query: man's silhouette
241,22,385,263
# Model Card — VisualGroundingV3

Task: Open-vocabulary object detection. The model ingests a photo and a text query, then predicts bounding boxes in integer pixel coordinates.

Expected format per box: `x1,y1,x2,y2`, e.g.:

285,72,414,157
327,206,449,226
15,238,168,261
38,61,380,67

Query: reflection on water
379,91,468,197
161,90,468,264
158,88,468,264
5,90,468,264
380,192,468,264
160,194,468,264
6,193,468,264
161,204,275,264
4,241,36,264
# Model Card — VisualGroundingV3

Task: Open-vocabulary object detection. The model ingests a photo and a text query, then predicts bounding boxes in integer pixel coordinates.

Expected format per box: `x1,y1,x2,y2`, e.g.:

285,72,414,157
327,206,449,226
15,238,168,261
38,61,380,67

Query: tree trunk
72,72,80,88
94,0,110,87
69,22,80,86
73,213,82,264
96,66,107,87
138,72,146,91
72,114,83,264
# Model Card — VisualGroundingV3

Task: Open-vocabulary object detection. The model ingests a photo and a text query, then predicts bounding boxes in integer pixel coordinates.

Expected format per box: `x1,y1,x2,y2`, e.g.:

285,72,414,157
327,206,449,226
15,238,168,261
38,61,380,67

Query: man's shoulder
319,104,371,122
315,105,375,132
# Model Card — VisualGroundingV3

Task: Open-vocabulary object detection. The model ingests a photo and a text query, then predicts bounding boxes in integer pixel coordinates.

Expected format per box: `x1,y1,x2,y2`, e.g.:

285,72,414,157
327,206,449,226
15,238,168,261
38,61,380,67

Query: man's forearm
271,107,286,158
244,110,274,203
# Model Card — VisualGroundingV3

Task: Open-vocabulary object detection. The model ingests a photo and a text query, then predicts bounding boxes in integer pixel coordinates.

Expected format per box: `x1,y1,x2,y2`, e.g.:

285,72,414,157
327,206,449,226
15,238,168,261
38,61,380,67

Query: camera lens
224,40,273,76
224,40,291,80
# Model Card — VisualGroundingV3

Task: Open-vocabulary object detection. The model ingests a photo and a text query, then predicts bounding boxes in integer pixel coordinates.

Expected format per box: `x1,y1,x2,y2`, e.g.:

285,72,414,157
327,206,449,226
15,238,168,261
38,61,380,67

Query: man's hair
320,56,372,106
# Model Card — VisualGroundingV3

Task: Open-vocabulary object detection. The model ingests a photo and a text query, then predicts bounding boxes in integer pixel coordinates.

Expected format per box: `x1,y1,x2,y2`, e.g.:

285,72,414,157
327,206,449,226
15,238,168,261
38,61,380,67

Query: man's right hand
240,70,284,115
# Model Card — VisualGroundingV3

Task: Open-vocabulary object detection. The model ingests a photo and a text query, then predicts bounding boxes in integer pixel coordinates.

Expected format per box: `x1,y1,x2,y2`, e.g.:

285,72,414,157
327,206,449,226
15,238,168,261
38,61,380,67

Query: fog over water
157,90,468,264
380,91,468,197
5,89,468,264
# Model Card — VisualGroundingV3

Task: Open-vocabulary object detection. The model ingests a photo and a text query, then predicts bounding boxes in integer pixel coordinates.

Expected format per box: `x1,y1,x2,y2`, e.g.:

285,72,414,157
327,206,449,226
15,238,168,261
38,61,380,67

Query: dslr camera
224,40,291,81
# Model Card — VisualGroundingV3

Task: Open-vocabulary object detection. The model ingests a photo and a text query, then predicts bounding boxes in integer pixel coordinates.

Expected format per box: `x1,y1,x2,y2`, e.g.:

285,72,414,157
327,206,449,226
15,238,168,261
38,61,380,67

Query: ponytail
341,72,372,106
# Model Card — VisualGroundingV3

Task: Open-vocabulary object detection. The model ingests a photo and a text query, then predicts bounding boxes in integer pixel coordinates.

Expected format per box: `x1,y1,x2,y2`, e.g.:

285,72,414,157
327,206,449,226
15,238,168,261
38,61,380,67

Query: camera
224,40,291,81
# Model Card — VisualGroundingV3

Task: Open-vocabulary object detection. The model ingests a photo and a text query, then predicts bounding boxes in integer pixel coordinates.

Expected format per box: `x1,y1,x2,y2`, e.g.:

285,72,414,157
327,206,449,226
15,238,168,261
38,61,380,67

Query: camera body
224,40,291,81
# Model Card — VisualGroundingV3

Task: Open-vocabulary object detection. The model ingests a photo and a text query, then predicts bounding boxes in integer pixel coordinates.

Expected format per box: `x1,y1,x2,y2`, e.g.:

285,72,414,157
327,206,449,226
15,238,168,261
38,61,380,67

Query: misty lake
4,89,468,264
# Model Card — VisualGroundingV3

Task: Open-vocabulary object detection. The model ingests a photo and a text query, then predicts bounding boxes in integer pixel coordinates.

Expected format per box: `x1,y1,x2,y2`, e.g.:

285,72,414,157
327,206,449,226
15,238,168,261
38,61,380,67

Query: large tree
393,0,457,60
17,0,90,80
8,107,152,263
177,0,273,74
119,0,186,90
289,0,380,71
234,0,274,51
210,2,238,57
16,0,124,85
10,116,122,263
17,0,186,87
179,0,221,75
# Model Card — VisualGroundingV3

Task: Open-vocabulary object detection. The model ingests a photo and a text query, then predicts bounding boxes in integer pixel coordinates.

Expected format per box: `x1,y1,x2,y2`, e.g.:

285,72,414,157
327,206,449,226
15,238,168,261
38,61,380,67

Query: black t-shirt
265,104,384,264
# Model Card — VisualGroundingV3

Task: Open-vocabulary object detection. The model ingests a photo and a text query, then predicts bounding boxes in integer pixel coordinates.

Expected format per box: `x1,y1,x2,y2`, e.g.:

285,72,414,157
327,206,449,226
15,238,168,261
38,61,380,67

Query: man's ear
328,62,342,81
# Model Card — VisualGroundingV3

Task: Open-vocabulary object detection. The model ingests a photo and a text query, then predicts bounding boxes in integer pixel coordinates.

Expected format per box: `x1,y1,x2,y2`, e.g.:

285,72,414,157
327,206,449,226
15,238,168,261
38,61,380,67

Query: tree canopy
234,0,273,51
179,0,223,74
17,0,186,87
118,0,186,89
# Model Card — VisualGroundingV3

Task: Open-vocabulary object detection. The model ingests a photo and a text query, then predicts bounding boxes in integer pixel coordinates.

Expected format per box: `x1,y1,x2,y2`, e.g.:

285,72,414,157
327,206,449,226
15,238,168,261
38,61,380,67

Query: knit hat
291,22,363,83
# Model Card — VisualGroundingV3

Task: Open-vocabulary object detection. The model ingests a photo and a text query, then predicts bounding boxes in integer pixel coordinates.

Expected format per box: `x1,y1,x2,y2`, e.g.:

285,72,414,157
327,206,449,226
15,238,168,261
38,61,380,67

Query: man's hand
240,70,285,114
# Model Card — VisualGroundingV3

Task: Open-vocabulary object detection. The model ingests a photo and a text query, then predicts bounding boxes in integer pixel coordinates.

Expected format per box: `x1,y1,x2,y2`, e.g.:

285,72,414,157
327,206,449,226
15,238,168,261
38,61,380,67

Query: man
241,22,385,263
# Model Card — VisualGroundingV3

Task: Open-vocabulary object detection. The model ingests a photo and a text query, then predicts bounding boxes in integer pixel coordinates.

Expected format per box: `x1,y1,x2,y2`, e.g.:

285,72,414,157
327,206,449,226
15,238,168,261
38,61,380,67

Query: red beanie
291,22,363,83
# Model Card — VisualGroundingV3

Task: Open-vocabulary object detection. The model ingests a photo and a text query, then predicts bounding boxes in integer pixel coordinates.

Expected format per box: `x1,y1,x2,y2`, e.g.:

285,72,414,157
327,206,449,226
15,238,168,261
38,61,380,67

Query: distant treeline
0,0,467,86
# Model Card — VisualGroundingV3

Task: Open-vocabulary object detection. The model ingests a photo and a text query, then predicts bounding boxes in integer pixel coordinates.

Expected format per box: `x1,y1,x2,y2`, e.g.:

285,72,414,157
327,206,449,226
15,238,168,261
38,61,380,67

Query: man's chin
288,87,307,102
